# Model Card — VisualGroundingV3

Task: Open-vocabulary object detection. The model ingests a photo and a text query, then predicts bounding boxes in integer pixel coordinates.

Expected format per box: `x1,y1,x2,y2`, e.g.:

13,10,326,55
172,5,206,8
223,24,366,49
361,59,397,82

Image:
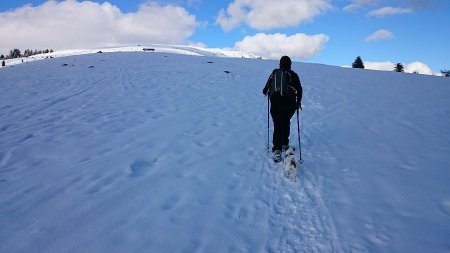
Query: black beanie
279,56,292,69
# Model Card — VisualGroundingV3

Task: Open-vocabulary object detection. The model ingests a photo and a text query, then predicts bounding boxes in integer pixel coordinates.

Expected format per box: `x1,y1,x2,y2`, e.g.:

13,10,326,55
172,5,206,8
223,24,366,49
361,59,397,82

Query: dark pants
270,93,296,152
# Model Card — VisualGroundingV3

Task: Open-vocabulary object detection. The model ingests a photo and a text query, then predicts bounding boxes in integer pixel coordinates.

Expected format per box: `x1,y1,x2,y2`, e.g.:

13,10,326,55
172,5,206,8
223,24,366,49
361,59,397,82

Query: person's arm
262,71,275,95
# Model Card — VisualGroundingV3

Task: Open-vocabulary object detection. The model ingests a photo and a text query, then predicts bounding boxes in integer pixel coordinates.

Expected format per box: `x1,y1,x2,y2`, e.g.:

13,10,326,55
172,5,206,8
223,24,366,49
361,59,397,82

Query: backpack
267,69,296,99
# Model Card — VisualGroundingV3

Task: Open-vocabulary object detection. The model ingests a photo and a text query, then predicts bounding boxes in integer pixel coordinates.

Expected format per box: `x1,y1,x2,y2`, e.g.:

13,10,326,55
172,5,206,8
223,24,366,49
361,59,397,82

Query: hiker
263,56,302,161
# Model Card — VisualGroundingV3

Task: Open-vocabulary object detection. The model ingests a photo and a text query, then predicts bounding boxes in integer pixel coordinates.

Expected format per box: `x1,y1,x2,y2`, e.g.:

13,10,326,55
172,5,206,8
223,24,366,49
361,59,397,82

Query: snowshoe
273,150,282,163
284,146,298,181
282,145,295,152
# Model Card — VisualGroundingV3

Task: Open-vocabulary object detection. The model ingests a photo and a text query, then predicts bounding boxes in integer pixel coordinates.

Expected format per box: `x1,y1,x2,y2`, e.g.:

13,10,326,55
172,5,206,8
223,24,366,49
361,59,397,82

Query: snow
1,47,449,252
1,45,261,67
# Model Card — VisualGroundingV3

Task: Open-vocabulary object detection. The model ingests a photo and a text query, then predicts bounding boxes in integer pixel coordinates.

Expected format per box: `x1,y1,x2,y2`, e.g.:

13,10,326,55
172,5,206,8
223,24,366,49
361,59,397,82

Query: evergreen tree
9,49,21,59
352,56,365,69
441,69,450,77
0,54,4,60
394,63,404,72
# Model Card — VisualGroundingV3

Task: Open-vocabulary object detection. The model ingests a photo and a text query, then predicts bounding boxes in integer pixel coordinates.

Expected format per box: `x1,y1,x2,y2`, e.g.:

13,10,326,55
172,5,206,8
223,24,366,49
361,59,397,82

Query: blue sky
1,0,449,74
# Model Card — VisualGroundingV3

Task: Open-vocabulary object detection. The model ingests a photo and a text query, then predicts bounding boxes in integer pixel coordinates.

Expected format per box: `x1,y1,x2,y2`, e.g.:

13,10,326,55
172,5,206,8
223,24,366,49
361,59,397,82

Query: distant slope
0,44,261,67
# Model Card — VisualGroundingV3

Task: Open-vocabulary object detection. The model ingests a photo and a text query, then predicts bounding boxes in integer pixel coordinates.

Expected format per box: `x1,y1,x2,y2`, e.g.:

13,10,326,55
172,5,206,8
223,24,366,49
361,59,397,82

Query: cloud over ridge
234,33,329,60
0,0,197,53
364,61,435,75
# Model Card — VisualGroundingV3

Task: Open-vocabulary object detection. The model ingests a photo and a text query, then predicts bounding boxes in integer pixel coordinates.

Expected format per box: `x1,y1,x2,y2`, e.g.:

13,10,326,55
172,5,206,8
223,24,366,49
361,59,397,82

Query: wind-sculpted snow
0,51,449,252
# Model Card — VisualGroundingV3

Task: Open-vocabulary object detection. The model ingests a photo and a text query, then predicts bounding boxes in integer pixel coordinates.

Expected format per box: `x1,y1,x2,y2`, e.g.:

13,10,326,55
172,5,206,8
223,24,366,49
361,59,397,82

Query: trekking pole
267,96,270,154
297,108,303,163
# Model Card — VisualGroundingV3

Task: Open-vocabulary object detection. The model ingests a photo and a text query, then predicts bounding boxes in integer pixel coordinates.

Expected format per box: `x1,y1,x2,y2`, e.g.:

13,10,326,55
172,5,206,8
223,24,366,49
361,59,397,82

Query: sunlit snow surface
1,48,449,252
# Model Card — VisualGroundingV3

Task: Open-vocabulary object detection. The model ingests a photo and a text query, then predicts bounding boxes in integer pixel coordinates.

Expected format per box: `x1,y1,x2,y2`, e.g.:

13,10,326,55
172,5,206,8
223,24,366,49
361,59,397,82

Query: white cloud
368,6,413,17
343,0,378,12
216,0,332,31
363,61,396,71
365,29,394,42
0,0,197,54
233,33,329,60
404,61,434,75
364,61,435,75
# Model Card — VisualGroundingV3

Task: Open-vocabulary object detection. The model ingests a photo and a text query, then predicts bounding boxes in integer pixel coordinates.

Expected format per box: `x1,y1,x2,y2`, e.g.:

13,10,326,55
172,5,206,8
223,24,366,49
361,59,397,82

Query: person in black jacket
263,56,302,159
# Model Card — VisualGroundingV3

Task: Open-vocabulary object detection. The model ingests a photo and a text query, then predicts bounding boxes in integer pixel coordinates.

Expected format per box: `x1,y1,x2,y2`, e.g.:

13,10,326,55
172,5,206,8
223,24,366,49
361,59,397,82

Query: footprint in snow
128,160,153,178
440,200,450,216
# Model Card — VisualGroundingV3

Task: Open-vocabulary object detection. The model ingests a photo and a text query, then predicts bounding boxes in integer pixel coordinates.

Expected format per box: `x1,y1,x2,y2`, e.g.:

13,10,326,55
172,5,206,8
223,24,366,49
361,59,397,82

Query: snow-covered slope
1,45,261,67
0,51,449,252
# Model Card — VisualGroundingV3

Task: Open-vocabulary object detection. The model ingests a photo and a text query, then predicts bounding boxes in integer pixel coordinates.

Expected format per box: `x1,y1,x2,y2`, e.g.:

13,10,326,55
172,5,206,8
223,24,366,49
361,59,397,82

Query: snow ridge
0,44,261,67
